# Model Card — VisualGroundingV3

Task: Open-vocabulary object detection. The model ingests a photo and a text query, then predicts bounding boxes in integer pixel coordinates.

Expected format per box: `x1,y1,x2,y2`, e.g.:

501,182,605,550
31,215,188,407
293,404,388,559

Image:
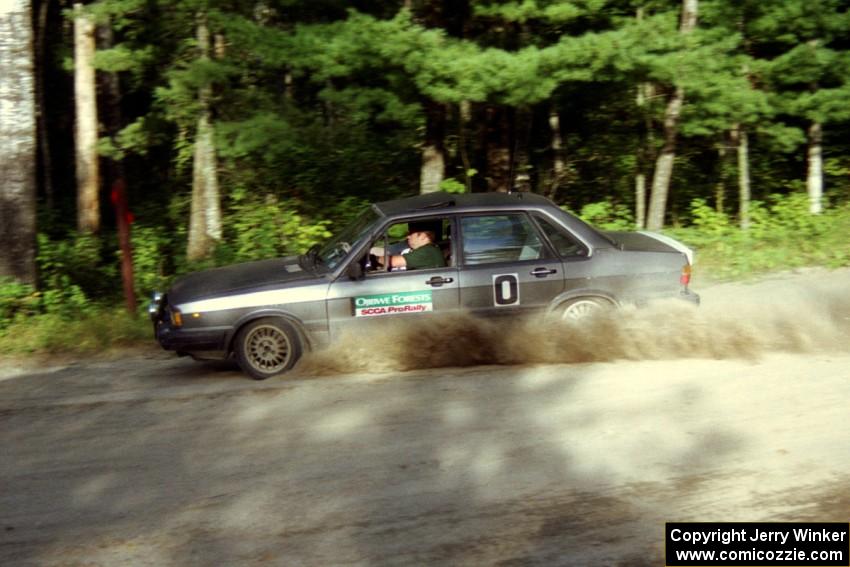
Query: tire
234,317,302,380
559,297,610,322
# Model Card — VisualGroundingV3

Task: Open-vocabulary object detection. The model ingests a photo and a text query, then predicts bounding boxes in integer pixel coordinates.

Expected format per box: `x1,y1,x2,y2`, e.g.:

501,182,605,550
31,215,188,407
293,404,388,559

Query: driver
371,226,446,270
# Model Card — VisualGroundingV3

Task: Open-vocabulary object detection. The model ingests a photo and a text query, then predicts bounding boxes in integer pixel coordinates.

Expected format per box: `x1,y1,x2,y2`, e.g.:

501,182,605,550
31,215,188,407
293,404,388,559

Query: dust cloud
295,278,850,376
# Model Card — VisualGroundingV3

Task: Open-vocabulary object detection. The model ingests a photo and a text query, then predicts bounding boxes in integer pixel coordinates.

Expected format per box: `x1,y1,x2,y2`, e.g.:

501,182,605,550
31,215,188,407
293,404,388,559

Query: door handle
530,267,557,277
426,276,454,287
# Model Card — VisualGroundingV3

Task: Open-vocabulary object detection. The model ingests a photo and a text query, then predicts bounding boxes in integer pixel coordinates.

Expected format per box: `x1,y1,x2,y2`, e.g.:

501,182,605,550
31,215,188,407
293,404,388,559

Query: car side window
533,214,588,258
460,214,546,265
366,216,453,273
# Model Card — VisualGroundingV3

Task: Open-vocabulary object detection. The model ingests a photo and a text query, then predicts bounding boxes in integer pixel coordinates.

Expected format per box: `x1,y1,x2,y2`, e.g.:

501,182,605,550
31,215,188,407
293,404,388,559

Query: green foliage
669,194,850,281
36,233,113,317
439,178,467,194
131,226,172,296
576,201,634,230
98,118,152,159
218,190,333,263
689,198,733,237
0,279,41,329
93,44,153,76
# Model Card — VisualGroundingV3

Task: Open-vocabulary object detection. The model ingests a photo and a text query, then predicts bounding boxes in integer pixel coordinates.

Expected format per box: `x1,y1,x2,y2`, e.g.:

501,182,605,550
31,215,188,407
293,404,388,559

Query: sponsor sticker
354,291,433,317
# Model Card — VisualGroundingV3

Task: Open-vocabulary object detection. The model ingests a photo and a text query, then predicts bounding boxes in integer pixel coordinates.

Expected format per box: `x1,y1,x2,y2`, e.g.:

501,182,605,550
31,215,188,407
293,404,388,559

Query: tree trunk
635,79,654,229
74,2,100,234
0,0,37,284
485,105,512,193
98,20,136,314
419,99,446,194
512,106,532,192
546,108,565,199
187,12,222,262
731,124,751,229
634,7,649,229
646,0,698,231
646,86,684,231
635,174,646,229
458,100,473,192
806,121,823,214
35,0,53,210
715,141,726,214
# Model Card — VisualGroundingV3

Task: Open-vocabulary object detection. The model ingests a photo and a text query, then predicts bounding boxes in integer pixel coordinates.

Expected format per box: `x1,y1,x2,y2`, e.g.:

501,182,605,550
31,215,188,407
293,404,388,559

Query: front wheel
559,297,610,322
234,318,302,380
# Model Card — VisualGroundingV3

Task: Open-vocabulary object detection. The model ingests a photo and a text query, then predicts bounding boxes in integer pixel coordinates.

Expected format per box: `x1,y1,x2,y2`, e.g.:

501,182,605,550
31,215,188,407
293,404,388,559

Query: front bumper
149,291,228,351
154,323,228,351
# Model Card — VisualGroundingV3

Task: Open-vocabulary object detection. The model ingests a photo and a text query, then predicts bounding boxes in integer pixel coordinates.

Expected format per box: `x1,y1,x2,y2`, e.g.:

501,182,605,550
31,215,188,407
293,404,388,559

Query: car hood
167,256,318,304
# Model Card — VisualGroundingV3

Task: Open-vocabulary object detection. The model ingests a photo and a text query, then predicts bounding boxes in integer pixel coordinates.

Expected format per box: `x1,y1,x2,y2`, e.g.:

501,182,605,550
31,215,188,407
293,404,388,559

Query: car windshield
307,207,381,270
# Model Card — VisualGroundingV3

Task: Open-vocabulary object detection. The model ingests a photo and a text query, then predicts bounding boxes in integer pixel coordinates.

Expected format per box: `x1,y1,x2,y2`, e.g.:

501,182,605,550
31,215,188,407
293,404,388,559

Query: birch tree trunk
646,87,684,230
635,76,653,229
419,99,446,194
458,100,473,192
0,0,37,284
187,12,222,261
646,0,698,231
635,174,647,229
74,3,100,233
634,7,649,229
731,124,751,229
544,109,566,199
806,121,823,214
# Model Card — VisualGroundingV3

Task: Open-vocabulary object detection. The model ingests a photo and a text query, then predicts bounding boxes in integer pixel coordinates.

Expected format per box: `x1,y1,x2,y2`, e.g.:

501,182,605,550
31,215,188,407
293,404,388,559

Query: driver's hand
369,246,385,257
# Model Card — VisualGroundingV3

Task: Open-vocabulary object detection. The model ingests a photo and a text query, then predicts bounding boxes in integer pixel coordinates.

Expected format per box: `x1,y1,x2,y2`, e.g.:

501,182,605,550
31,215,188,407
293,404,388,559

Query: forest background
1,0,849,355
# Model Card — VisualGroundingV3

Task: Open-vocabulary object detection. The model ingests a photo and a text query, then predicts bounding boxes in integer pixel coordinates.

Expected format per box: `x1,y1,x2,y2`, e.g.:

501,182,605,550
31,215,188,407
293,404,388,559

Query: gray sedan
150,192,698,379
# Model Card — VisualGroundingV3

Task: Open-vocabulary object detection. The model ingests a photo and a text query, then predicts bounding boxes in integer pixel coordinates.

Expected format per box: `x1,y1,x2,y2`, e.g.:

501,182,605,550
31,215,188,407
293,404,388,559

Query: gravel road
1,269,849,566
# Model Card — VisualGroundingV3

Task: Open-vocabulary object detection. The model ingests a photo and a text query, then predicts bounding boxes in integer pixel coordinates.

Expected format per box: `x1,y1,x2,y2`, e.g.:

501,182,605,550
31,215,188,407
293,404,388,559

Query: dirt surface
1,269,849,566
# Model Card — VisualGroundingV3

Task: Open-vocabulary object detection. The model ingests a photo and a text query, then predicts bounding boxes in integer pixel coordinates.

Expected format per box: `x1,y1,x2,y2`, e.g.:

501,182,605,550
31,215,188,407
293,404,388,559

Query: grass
0,307,151,357
671,217,850,283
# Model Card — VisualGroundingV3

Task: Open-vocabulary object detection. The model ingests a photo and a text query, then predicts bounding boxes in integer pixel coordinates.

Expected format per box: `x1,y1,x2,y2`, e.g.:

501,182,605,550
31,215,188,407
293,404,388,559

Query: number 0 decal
493,273,520,307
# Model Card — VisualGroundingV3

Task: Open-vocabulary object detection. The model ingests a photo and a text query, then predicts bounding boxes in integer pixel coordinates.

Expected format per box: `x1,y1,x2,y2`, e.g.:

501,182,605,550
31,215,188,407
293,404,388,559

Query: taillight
680,264,692,286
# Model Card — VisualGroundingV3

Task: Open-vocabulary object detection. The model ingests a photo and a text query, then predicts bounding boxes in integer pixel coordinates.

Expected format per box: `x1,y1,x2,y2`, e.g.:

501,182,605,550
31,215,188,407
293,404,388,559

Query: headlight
148,291,163,319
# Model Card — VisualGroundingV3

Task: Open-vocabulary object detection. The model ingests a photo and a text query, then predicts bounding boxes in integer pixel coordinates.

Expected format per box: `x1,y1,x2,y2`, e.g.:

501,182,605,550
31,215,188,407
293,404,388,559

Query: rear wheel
234,318,302,380
560,297,609,322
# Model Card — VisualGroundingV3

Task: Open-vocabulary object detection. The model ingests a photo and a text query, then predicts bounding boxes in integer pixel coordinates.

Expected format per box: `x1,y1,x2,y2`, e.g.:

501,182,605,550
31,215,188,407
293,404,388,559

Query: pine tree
747,0,850,213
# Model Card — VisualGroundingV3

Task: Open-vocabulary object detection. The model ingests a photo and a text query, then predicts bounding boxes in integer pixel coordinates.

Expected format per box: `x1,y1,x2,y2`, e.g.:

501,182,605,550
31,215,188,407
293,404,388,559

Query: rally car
150,192,699,379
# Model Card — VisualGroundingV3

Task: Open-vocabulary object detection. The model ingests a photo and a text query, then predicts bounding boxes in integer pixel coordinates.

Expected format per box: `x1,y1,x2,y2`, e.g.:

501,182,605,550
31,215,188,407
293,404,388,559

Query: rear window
533,214,587,258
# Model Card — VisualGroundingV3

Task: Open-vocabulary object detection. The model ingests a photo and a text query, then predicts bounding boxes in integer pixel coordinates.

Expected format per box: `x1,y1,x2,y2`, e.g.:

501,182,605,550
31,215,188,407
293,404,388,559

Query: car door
326,216,460,339
456,212,563,317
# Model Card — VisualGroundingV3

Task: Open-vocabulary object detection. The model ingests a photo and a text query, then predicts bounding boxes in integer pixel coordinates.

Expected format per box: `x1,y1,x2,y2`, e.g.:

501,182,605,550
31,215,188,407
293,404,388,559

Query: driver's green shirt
403,243,446,270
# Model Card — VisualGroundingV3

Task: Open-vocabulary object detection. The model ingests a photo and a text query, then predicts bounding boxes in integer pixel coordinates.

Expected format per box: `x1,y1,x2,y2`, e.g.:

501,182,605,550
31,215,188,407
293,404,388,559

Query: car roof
373,191,556,216
371,191,616,250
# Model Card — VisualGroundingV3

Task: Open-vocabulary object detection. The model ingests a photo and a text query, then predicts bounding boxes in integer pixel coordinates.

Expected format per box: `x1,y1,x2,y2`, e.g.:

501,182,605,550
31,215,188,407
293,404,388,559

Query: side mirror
346,259,364,280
